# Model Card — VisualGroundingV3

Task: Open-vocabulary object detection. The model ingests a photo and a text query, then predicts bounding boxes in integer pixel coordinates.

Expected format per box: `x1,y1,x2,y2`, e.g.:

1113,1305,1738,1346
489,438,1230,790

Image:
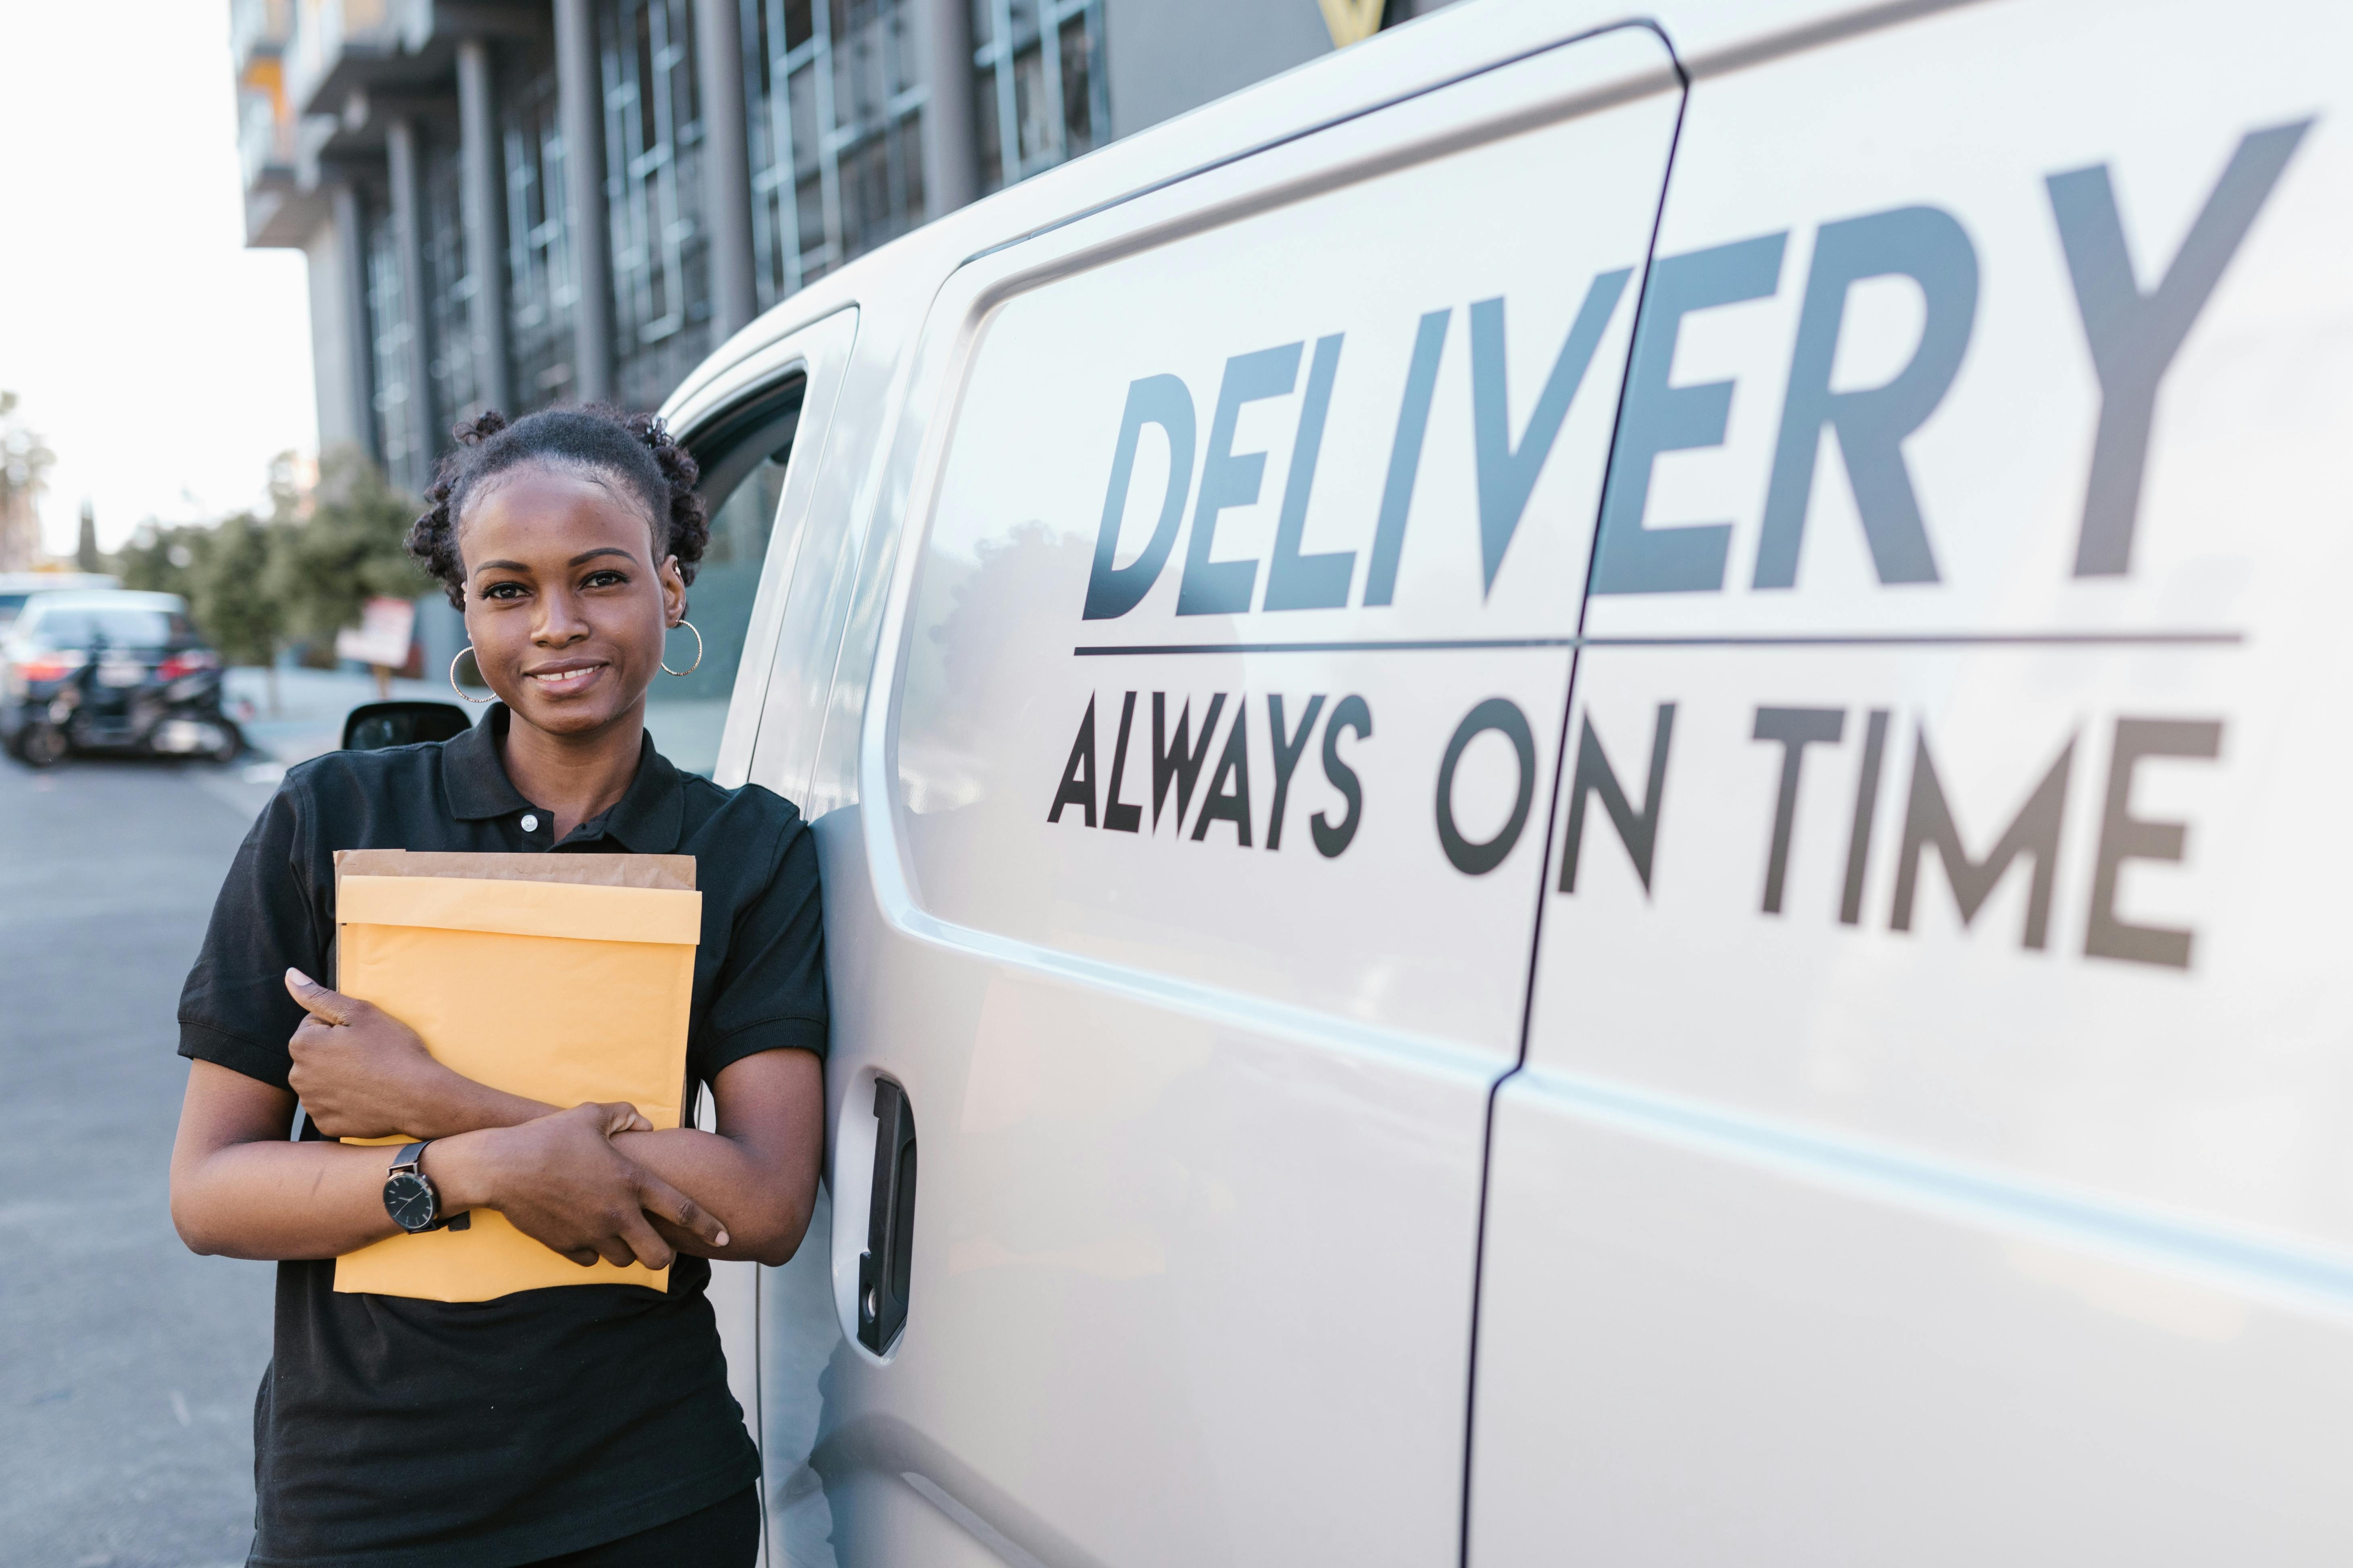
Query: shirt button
520,814,539,832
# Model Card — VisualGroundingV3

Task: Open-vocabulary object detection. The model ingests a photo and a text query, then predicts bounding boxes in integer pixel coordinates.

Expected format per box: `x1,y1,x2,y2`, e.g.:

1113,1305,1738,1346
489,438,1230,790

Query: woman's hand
284,970,577,1141
434,1103,730,1270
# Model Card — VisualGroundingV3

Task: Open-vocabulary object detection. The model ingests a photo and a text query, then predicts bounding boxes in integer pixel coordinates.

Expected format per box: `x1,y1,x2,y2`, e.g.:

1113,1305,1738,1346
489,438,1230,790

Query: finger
635,1172,730,1250
615,1211,677,1271
596,1102,650,1137
565,1247,602,1268
283,969,354,1027
594,1232,638,1268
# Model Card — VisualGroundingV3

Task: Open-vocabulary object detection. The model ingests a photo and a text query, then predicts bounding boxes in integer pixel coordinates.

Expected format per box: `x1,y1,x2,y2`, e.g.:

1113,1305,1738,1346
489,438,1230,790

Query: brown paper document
328,851,700,1304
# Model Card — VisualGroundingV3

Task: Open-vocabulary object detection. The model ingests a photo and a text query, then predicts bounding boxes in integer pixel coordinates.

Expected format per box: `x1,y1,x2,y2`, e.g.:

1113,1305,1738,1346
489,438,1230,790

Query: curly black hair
405,405,709,610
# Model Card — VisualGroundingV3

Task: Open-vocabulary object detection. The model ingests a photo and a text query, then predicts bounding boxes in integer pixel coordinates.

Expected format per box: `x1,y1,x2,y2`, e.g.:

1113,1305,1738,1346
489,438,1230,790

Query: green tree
112,521,211,599
193,511,284,667
267,448,425,649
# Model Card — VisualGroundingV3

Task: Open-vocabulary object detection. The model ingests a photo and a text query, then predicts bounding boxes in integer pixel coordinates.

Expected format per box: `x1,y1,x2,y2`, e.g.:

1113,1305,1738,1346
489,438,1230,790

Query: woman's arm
615,1047,825,1268
169,1059,727,1267
281,970,564,1141
269,976,825,1267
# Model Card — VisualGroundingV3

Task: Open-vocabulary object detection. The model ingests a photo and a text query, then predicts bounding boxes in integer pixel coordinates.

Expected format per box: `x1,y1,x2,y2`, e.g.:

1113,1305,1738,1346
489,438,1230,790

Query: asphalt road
0,751,283,1567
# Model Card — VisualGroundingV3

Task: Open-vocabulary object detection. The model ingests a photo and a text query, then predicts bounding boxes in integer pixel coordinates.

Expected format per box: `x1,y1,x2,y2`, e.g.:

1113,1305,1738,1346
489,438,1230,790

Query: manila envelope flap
334,848,696,893
329,851,700,1304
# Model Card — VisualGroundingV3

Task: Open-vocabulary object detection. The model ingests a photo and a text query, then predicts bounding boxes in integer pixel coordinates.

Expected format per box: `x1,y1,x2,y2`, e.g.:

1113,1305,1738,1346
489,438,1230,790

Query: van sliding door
1471,1,2353,1560
816,23,1681,1567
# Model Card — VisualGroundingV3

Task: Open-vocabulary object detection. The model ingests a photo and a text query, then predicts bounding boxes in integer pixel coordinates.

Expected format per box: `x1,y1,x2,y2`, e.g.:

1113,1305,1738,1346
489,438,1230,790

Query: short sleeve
698,815,828,1082
178,780,328,1091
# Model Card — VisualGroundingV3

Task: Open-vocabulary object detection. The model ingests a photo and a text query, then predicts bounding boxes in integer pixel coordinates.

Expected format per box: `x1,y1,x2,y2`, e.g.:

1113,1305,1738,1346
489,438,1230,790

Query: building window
742,0,925,310
600,0,713,410
364,192,422,489
502,47,576,412
972,0,1106,194
420,134,481,439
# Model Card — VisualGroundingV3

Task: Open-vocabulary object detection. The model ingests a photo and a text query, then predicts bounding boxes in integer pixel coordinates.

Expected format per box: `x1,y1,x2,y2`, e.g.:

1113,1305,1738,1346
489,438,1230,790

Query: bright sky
0,1,317,553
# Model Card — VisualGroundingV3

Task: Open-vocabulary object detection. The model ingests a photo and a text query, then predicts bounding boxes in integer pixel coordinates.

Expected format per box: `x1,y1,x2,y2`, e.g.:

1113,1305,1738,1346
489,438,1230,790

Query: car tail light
158,649,218,680
17,651,81,682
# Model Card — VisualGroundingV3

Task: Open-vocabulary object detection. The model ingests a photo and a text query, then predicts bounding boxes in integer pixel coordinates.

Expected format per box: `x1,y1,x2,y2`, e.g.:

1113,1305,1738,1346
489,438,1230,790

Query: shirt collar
440,704,686,853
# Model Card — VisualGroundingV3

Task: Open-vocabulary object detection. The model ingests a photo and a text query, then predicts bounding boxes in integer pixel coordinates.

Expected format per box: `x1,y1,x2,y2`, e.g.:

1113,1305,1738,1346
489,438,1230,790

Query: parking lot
0,745,284,1566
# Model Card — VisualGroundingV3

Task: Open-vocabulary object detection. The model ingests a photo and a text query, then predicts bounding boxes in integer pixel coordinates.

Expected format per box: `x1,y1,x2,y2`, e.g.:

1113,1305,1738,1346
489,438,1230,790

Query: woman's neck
497,704,646,841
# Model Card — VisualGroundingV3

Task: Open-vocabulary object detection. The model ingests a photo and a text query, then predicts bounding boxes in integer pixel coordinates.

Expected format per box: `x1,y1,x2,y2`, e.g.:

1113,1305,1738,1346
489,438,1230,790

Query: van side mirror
342,701,476,752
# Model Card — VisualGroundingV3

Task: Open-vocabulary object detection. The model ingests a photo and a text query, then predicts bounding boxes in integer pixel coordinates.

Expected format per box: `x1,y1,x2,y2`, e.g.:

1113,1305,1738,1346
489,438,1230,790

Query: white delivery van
658,0,2353,1560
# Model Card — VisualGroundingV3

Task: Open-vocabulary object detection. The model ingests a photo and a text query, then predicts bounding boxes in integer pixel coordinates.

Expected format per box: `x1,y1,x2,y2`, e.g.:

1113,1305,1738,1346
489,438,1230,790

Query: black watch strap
385,1141,450,1233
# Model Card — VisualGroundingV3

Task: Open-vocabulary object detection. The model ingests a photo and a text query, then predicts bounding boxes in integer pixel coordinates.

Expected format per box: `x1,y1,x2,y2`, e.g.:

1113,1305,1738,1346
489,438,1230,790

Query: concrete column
695,0,758,337
916,0,978,219
383,116,436,487
456,37,515,413
331,182,381,465
554,0,615,402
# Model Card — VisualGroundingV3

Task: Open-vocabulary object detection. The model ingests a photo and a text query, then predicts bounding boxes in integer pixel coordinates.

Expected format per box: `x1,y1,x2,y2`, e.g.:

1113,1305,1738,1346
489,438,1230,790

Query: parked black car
0,590,243,766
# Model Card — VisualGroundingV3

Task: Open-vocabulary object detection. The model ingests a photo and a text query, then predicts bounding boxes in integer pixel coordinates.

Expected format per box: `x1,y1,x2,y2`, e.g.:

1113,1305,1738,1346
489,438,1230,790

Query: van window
646,377,804,776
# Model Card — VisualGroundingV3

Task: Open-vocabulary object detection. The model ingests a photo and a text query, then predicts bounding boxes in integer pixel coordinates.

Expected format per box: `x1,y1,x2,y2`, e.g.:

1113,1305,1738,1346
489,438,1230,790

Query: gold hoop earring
662,620,703,677
449,646,494,704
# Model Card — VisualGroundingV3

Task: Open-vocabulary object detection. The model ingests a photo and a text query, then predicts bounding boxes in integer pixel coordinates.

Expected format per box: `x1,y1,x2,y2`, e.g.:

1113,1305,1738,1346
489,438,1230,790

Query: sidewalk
223,666,459,773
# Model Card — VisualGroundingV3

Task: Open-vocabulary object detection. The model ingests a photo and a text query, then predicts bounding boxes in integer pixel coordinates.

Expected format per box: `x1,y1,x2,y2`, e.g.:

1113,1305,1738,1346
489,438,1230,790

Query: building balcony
284,0,408,120
241,87,329,247
230,0,296,75
240,85,300,189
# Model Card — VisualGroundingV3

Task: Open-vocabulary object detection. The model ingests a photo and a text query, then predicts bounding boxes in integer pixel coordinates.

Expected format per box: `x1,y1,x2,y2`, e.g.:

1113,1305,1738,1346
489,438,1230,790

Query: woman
169,407,825,1567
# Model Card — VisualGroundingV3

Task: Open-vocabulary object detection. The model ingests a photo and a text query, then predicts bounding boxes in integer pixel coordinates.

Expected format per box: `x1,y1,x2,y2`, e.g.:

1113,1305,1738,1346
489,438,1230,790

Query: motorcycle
11,639,244,768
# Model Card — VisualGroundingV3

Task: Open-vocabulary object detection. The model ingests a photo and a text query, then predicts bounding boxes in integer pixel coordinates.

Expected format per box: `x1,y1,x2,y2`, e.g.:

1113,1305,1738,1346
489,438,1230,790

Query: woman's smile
521,658,609,697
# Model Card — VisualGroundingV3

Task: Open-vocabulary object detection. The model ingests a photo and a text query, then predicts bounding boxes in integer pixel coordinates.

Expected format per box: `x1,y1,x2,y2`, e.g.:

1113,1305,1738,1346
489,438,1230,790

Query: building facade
233,0,1452,498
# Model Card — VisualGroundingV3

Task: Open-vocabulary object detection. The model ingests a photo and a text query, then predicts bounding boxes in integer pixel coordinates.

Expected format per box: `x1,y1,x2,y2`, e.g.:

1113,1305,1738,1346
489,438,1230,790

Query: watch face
384,1170,438,1233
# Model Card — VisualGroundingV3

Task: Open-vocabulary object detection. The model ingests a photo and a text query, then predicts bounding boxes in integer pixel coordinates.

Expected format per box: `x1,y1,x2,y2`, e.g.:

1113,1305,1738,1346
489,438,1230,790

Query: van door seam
1457,37,1691,1567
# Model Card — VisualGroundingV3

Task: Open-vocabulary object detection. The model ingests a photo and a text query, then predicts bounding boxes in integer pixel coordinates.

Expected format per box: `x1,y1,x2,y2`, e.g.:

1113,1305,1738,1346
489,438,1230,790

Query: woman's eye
582,570,628,589
481,581,526,600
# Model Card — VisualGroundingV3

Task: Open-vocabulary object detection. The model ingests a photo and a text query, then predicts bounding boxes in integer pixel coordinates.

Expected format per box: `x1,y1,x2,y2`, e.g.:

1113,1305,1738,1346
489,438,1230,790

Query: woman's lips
522,662,606,696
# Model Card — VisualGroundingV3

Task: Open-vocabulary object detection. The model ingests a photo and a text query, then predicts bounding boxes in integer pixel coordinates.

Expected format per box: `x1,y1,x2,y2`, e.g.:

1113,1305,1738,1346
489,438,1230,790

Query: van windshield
27,607,186,649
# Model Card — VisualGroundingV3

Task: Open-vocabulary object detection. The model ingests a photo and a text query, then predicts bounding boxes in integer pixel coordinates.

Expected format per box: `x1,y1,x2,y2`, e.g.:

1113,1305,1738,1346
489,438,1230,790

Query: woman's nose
533,589,591,643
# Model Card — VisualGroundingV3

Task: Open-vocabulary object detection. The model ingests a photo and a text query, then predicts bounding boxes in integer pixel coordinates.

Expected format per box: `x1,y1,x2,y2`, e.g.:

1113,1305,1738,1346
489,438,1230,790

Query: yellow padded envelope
329,851,701,1303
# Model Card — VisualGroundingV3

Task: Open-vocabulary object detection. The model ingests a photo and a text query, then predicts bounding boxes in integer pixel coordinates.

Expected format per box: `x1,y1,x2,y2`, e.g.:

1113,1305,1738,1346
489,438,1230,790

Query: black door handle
857,1078,917,1353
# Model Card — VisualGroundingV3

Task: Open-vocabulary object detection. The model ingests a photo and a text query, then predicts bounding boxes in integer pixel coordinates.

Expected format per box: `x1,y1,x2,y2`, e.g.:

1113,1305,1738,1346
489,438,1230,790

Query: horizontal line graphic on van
1073,630,2248,656
1515,1066,2353,1322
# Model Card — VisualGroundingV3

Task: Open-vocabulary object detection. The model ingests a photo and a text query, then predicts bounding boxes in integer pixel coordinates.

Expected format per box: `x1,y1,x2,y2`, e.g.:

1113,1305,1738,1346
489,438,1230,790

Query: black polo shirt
178,707,825,1568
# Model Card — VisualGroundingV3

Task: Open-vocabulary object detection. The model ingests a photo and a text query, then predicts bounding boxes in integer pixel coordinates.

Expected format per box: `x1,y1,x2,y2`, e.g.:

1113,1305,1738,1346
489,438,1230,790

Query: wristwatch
383,1142,447,1234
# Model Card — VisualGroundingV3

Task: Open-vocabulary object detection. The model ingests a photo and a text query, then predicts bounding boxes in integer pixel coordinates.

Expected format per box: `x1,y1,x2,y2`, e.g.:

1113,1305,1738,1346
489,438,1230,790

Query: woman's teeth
526,666,600,692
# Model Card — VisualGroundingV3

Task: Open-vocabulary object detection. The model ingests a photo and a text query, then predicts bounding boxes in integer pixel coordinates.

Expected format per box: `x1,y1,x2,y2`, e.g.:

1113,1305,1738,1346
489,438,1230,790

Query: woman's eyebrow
568,547,639,566
472,559,530,576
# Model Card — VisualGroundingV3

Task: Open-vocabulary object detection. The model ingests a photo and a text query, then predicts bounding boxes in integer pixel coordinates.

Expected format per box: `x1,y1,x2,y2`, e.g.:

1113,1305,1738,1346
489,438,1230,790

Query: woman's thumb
283,968,353,1026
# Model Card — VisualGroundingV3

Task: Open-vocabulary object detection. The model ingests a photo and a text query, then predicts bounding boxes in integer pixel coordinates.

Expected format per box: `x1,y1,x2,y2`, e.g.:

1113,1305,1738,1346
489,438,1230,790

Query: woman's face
456,462,686,739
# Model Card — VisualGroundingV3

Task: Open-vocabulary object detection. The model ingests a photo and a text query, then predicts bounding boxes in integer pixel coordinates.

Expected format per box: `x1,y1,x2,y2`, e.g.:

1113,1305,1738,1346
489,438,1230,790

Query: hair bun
454,410,510,447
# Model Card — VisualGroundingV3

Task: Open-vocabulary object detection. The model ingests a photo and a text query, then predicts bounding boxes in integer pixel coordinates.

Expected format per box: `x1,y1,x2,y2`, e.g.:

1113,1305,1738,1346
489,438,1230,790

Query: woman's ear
659,555,687,625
